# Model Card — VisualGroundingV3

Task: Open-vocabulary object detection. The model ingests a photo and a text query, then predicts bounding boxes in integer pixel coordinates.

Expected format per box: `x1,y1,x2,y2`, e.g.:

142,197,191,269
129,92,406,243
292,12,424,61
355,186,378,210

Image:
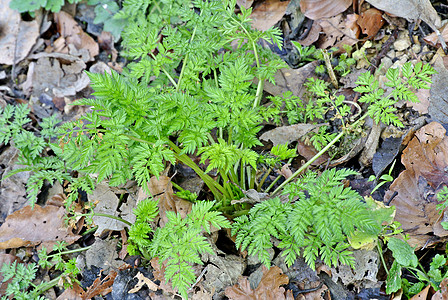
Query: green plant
232,168,381,270
127,198,231,298
1,261,47,300
368,160,396,194
271,61,436,196
0,104,69,206
314,46,356,78
291,41,318,67
55,0,289,210
10,0,81,13
436,186,448,230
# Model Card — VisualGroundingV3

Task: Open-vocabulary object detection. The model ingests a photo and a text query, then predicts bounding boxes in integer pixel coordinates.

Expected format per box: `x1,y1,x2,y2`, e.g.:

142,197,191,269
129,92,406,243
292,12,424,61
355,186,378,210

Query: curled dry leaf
384,122,448,248
0,204,80,250
128,271,158,293
225,266,292,300
250,0,290,32
357,8,385,38
0,0,39,64
81,270,117,300
300,0,352,20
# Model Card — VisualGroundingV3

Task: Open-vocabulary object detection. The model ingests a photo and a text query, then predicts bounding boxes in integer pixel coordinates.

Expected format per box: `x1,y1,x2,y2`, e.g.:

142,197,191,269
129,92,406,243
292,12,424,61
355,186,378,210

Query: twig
188,265,208,291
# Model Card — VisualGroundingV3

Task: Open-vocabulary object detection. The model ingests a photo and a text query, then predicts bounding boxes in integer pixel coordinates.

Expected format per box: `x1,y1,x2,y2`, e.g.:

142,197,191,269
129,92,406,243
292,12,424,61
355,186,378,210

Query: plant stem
377,240,389,275
47,246,92,258
78,213,133,227
271,130,345,196
257,167,272,192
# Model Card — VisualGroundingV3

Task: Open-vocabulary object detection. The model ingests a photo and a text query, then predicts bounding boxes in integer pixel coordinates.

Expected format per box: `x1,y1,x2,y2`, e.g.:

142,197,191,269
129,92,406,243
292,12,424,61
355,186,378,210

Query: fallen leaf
424,23,448,47
428,56,448,124
225,266,291,300
22,53,89,98
53,11,99,61
411,284,430,300
0,146,30,223
384,122,448,248
129,271,158,293
431,277,448,300
150,257,177,295
366,0,441,31
250,0,290,32
297,140,331,166
56,282,84,300
300,0,352,20
316,14,359,49
0,0,39,64
260,124,320,146
85,239,121,273
0,204,79,250
138,176,192,227
82,270,117,299
357,8,385,38
255,60,319,98
88,183,130,236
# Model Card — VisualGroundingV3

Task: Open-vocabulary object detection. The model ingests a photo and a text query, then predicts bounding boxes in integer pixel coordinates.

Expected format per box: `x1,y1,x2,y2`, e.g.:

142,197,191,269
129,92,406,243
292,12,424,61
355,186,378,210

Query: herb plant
127,198,231,298
10,0,81,13
232,168,381,270
1,261,47,300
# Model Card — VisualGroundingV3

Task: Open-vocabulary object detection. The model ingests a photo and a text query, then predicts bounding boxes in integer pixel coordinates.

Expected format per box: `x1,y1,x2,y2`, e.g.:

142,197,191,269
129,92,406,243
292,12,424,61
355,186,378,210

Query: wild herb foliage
232,169,381,270
0,261,46,300
127,199,230,299
58,0,287,201
354,62,436,127
0,104,69,206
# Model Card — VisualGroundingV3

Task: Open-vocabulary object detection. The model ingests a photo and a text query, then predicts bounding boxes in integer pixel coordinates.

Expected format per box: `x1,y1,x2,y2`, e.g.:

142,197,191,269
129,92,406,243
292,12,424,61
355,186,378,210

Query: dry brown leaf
138,176,192,227
150,257,176,295
250,0,290,32
300,0,352,20
357,8,385,38
431,277,448,300
53,11,99,61
0,204,79,250
0,0,39,64
384,122,448,248
428,56,448,124
256,60,319,98
56,282,84,300
366,0,441,31
316,14,359,49
297,140,331,166
129,271,159,293
425,23,448,47
225,266,290,300
297,22,322,46
260,124,320,146
410,284,430,300
82,270,117,299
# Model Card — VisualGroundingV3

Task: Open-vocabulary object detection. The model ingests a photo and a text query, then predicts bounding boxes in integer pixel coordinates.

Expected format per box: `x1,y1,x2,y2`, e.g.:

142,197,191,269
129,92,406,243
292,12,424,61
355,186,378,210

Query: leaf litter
1,0,448,299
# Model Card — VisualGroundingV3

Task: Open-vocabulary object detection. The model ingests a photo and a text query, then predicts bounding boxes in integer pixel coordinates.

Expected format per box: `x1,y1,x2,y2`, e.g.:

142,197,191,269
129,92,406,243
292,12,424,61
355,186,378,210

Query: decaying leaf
0,0,39,65
0,204,80,250
384,122,448,248
225,266,292,300
55,282,84,300
297,140,330,166
431,277,448,300
129,272,159,293
357,8,385,38
150,257,177,295
250,0,290,32
260,124,320,146
85,239,121,273
366,0,441,31
424,23,448,47
300,0,352,20
82,270,117,300
316,14,359,49
255,60,319,98
138,176,192,227
88,183,130,236
53,11,99,61
428,56,448,124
